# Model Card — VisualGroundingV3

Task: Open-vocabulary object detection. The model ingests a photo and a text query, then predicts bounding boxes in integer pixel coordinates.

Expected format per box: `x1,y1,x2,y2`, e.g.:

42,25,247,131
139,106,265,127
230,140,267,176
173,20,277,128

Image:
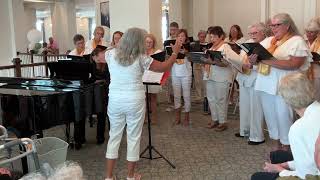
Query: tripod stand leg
139,146,149,157
152,147,176,168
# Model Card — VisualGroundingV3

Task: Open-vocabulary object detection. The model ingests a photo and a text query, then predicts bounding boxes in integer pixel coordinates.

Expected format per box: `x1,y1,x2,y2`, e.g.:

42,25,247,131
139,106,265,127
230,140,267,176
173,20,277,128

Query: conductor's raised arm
149,37,182,72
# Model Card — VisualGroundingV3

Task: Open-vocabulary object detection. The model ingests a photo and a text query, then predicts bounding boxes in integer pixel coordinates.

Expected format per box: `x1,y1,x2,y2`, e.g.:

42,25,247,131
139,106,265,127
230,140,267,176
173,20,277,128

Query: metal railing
0,52,68,78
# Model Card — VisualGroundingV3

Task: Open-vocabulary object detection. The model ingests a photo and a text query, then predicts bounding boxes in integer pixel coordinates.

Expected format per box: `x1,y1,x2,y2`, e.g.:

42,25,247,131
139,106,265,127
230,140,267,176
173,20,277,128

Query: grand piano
0,60,108,150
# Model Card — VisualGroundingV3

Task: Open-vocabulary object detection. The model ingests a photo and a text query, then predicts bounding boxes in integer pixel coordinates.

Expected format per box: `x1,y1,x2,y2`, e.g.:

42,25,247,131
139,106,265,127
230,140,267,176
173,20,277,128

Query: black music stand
140,82,176,169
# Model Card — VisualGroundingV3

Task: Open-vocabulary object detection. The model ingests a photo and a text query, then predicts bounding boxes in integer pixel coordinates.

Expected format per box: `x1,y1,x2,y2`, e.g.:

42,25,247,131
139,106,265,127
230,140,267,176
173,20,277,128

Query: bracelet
172,52,178,56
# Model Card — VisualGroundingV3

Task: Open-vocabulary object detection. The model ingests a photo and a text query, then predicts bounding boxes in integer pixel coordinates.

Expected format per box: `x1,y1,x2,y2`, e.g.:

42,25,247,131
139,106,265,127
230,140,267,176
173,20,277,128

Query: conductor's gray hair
278,72,315,109
20,162,84,180
248,22,272,37
115,27,147,66
273,13,300,36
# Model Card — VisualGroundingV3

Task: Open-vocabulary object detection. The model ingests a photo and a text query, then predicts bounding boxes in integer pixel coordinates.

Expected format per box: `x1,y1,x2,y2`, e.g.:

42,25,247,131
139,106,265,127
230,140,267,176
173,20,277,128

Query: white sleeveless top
105,49,153,100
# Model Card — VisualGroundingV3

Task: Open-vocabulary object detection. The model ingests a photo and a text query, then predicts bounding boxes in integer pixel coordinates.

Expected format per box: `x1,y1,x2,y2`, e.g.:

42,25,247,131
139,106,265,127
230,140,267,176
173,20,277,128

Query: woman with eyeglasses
205,26,241,132
227,25,246,44
305,18,320,101
250,13,312,151
235,22,270,145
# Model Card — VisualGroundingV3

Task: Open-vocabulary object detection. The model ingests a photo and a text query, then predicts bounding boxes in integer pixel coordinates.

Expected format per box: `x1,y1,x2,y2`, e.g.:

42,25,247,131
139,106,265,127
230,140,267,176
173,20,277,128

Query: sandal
127,173,141,180
207,122,219,129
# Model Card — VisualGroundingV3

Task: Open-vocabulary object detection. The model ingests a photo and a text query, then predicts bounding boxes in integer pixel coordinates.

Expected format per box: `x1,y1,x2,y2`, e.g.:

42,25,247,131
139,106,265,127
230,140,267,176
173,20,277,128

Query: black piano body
0,61,108,149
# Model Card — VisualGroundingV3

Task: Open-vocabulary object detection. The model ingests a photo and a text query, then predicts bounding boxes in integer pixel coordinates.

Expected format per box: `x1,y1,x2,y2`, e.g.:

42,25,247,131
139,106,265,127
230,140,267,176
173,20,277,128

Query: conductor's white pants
106,98,145,161
207,81,230,124
258,91,293,145
172,76,191,112
239,86,264,142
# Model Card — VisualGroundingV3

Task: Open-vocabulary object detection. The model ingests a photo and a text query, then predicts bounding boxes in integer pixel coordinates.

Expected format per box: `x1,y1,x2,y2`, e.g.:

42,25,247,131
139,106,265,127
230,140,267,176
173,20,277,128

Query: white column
169,0,183,27
192,0,212,38
51,0,77,53
0,0,16,65
260,0,270,23
317,1,320,16
303,0,317,26
168,0,193,35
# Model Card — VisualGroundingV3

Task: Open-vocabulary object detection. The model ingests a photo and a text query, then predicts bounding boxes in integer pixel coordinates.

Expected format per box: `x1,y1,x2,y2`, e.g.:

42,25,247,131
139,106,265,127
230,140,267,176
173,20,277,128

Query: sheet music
142,70,164,84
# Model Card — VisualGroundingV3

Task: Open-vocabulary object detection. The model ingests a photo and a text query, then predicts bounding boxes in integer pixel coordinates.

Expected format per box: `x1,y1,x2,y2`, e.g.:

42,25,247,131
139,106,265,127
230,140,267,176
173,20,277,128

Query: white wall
109,0,150,32
211,0,261,38
0,0,16,65
96,0,162,47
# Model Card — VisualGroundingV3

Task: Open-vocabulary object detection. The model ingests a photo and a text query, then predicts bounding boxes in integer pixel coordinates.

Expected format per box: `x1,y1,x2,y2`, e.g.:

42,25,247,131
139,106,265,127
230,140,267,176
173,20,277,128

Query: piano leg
74,118,86,150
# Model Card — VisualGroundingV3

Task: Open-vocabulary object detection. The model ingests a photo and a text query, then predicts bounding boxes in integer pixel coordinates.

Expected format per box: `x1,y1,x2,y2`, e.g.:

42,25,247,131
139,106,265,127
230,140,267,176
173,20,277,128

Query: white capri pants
106,98,145,162
172,76,191,112
207,80,230,124
258,91,293,145
239,86,264,142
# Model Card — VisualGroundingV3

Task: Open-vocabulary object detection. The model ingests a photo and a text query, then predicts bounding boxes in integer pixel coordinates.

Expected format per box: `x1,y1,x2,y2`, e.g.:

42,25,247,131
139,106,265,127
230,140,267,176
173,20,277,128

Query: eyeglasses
306,31,318,34
269,23,283,28
248,31,259,36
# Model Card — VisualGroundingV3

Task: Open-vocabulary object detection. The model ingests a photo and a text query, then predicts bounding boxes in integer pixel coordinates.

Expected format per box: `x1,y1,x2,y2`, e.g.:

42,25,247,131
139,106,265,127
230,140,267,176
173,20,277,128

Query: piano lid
0,77,92,89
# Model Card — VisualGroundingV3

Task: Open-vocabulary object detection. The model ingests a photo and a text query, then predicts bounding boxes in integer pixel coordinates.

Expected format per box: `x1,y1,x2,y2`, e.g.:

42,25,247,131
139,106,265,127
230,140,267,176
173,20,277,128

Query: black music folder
188,52,208,64
163,37,194,47
190,42,213,52
207,50,223,60
312,52,320,62
237,42,276,61
188,50,223,64
165,46,185,59
151,51,166,62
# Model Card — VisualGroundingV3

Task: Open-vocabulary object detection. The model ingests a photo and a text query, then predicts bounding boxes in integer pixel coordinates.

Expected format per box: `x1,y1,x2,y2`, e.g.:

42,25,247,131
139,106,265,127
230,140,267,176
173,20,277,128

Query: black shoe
248,140,265,145
235,133,244,138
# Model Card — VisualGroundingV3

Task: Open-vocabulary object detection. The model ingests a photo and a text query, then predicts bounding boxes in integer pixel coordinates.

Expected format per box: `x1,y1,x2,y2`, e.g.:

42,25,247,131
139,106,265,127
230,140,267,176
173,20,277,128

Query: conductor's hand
172,37,183,55
248,54,258,65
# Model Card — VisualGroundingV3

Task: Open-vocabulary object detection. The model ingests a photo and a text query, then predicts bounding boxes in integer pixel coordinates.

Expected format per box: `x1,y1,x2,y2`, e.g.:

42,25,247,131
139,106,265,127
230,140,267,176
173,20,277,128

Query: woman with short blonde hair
144,33,162,124
105,27,182,180
86,26,108,53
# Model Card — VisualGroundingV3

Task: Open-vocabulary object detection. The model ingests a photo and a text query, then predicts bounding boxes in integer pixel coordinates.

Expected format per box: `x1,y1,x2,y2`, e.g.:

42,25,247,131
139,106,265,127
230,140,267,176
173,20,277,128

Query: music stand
140,82,176,169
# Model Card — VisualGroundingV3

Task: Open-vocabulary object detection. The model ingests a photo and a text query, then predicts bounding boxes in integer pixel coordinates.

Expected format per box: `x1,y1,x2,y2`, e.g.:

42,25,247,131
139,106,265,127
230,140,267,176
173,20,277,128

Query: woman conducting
104,28,182,180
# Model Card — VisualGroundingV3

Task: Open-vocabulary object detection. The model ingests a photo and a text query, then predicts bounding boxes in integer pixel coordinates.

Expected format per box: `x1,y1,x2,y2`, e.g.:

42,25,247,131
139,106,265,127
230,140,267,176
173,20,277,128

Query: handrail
0,52,69,78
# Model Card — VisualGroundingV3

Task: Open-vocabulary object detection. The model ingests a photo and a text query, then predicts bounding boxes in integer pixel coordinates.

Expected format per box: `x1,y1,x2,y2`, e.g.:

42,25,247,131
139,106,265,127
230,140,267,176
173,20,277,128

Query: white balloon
27,29,42,43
